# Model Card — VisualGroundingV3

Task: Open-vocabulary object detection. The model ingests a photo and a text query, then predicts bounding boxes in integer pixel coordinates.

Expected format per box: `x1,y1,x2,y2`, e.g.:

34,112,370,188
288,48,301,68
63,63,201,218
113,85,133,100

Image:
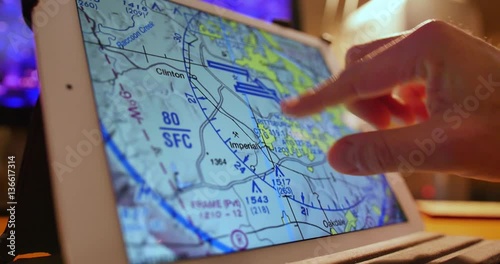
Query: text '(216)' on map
76,1,407,263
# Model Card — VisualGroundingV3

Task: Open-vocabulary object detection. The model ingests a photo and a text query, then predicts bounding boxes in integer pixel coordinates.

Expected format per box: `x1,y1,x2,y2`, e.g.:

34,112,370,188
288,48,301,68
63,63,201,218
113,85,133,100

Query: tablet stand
0,100,61,263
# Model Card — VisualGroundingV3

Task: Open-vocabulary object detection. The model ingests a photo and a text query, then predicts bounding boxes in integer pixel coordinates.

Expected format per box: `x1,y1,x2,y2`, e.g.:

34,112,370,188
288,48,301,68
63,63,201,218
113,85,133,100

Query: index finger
281,20,445,117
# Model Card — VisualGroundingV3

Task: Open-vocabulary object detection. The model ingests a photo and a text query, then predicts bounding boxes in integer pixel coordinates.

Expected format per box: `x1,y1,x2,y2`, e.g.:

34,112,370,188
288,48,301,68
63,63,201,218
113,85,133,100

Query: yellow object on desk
422,213,500,240
417,200,500,240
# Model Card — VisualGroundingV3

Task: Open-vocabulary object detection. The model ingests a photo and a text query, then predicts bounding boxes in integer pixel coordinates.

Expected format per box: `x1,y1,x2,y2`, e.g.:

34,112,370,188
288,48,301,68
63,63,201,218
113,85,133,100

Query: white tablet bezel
32,0,423,263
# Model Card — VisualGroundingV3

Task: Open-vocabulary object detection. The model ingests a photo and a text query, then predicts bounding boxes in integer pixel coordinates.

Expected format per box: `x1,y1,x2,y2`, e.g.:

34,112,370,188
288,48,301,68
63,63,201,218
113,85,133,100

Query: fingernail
280,98,299,112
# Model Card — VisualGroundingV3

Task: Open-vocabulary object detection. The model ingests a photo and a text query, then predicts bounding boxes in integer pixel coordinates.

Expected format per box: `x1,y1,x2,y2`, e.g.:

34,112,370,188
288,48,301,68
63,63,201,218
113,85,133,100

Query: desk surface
0,214,499,260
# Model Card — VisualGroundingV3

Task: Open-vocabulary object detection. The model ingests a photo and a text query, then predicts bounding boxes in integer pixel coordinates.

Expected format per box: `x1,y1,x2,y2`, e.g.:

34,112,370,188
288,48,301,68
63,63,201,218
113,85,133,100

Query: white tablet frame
32,0,423,263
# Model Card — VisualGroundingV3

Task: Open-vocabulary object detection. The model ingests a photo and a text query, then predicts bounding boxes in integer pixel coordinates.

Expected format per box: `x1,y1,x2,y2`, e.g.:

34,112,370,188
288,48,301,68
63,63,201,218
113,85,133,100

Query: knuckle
412,19,452,40
418,19,449,33
356,133,396,173
404,20,453,72
374,133,398,171
339,65,363,97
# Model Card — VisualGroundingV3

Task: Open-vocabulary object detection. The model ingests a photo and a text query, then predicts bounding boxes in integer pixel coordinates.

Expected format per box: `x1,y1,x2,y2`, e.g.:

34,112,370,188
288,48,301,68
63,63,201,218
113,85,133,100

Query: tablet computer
32,0,422,263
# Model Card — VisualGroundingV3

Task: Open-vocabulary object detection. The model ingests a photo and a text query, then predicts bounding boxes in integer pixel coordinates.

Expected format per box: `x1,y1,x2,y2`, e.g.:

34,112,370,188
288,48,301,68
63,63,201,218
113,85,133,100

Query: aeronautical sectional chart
77,0,406,262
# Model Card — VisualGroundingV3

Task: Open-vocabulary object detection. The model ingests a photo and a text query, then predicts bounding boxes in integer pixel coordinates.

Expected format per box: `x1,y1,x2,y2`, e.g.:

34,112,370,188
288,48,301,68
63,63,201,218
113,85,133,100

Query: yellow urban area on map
205,21,349,171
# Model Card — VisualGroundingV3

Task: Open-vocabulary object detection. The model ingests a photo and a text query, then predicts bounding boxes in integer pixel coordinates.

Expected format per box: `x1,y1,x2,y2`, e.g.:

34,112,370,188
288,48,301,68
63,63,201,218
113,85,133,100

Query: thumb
329,119,455,175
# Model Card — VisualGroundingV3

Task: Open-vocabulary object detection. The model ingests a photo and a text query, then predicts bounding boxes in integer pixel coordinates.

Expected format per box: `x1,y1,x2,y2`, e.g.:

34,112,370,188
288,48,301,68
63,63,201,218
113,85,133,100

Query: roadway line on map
81,7,235,253
181,12,366,214
101,125,234,253
83,40,205,67
285,196,305,240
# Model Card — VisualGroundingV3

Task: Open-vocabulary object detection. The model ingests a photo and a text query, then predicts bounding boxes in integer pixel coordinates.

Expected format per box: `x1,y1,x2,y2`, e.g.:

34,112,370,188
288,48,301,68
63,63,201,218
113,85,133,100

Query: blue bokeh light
203,0,292,22
0,0,40,109
0,0,292,109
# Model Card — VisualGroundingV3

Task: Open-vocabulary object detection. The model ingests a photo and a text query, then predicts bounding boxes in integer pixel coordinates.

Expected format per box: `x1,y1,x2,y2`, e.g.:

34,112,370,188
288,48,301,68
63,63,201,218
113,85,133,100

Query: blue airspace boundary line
100,125,235,254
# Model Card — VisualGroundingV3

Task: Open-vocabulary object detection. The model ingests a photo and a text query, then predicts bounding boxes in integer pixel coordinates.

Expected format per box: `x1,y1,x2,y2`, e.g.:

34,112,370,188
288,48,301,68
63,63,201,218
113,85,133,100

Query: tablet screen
76,1,407,262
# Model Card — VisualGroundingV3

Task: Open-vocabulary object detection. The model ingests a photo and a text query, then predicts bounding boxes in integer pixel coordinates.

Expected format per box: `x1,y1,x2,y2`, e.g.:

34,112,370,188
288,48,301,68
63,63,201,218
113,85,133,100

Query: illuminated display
76,1,407,263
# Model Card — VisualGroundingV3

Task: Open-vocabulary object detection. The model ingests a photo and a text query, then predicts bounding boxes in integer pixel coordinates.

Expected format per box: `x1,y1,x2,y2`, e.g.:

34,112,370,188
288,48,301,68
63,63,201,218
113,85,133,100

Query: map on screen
76,1,406,263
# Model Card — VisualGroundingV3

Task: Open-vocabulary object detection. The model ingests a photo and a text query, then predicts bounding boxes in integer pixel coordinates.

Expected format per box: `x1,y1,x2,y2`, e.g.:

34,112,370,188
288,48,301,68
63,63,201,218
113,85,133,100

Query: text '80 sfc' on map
75,0,406,263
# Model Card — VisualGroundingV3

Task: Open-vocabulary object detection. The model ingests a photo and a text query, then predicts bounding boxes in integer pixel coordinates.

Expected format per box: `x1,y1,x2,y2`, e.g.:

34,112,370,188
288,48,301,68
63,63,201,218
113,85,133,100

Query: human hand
281,20,500,182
